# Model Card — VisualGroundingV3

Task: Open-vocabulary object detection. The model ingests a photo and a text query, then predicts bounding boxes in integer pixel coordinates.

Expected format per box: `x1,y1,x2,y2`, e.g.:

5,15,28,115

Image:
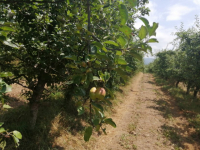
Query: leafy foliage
0,0,158,143
148,17,200,97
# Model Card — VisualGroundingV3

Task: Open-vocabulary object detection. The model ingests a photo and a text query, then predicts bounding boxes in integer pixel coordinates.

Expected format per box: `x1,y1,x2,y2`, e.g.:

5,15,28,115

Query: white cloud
193,0,200,5
134,1,159,29
166,4,193,21
149,25,175,54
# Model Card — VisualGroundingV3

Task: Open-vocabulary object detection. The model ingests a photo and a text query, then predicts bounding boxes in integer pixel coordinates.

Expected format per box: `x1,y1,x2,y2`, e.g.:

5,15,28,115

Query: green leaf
119,4,128,25
92,103,104,112
84,127,93,142
65,64,78,69
130,51,142,61
0,35,6,42
116,51,122,56
0,127,6,133
102,128,107,135
119,26,132,38
5,84,12,93
92,41,103,49
116,56,128,65
102,47,108,52
93,118,100,126
93,76,101,81
104,87,114,100
146,45,153,54
65,55,77,61
117,35,126,47
13,131,22,139
148,38,158,43
115,68,128,81
0,26,15,32
3,104,12,109
126,66,133,72
128,0,137,7
98,71,110,82
72,75,82,84
77,106,85,115
87,72,93,82
138,25,147,40
0,140,6,150
103,40,119,47
74,87,86,96
3,41,18,49
11,135,19,147
139,17,150,28
104,118,116,128
148,22,159,37
0,72,13,77
0,122,4,127
95,125,101,131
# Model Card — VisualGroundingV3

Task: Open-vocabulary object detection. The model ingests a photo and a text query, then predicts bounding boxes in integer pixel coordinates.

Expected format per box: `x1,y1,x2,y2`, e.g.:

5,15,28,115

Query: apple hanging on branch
89,87,106,100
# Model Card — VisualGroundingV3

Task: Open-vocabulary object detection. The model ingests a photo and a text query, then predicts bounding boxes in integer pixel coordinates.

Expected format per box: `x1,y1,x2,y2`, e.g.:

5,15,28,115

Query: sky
135,0,200,57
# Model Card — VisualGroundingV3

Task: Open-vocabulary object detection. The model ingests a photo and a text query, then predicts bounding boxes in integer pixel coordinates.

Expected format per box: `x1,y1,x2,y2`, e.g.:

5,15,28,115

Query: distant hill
144,57,155,65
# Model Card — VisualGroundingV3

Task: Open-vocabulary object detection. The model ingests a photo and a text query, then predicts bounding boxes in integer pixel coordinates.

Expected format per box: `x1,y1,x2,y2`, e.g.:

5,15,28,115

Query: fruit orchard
0,0,158,148
147,19,200,97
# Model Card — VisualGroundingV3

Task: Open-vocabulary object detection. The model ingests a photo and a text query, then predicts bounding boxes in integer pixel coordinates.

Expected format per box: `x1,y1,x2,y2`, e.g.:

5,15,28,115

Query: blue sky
135,0,200,57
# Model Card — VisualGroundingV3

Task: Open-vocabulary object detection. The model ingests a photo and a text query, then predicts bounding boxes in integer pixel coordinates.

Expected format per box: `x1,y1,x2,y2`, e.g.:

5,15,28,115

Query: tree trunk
193,86,199,98
29,78,45,130
186,83,191,95
176,81,180,87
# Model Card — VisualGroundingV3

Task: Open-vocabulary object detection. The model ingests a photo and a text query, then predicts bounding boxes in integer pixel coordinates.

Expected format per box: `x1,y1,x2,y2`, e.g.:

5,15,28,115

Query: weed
128,123,137,132
119,134,136,149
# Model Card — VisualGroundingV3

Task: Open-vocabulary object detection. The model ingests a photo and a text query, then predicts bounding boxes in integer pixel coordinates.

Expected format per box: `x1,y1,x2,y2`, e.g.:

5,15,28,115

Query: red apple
95,87,106,100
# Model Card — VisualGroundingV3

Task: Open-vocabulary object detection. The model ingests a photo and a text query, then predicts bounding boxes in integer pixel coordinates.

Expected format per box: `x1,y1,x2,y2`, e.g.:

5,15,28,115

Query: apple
89,87,97,100
95,87,106,100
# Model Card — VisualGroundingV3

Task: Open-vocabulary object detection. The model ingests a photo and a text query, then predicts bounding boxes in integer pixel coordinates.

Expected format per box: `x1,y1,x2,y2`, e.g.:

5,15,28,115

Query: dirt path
92,73,198,150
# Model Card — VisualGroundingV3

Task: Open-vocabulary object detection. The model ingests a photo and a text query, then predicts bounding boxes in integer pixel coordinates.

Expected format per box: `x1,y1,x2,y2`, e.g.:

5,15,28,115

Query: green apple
89,87,97,100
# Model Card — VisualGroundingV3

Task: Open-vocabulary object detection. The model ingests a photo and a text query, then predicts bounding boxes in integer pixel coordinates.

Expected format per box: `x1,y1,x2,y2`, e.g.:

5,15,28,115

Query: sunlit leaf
3,41,18,49
116,51,122,56
148,22,159,37
0,26,15,32
119,26,132,38
11,135,19,147
148,38,158,43
3,104,12,109
0,140,6,150
117,35,126,47
0,122,4,127
119,4,128,25
139,17,150,28
0,127,6,133
138,25,147,40
13,131,22,139
103,40,119,47
77,106,85,115
127,0,137,8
